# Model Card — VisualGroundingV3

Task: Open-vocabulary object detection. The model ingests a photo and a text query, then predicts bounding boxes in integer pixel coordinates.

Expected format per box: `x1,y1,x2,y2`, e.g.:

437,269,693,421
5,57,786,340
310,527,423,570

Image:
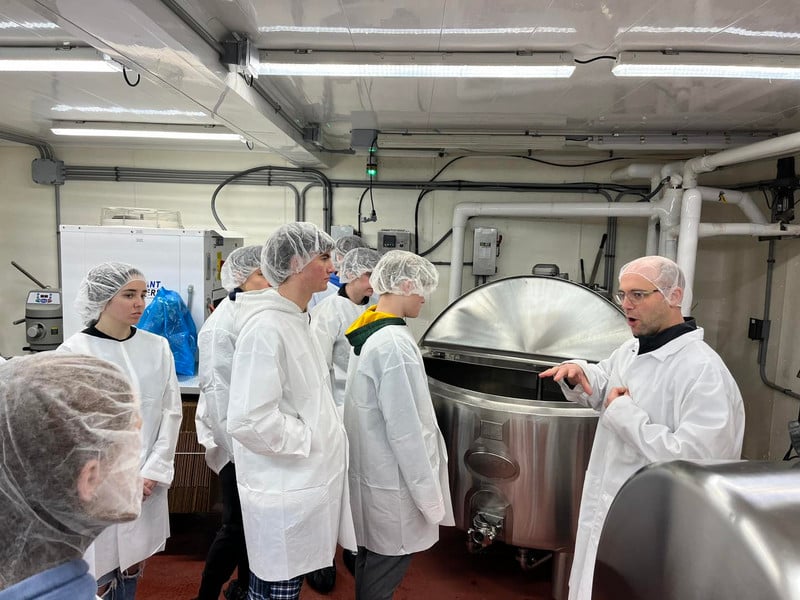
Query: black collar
82,324,137,342
637,318,697,355
228,286,243,301
338,283,369,305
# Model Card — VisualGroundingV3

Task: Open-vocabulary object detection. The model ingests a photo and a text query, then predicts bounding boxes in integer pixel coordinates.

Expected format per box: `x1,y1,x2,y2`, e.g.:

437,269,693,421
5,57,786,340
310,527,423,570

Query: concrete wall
1,143,798,460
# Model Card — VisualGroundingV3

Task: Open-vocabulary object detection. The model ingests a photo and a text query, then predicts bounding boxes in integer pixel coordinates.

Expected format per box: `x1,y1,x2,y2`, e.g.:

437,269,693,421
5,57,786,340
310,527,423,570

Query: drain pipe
448,201,663,303
675,188,703,316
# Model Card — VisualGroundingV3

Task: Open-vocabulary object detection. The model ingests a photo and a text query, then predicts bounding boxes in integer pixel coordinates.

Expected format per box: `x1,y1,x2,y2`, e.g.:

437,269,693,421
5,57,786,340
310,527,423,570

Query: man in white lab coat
539,255,745,600
308,234,369,310
227,222,354,600
194,245,269,600
344,250,454,600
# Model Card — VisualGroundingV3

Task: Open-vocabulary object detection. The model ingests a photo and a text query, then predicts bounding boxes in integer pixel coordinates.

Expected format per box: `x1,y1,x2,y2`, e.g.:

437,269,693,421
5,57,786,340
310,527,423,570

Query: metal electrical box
472,227,499,275
378,229,413,253
60,225,243,340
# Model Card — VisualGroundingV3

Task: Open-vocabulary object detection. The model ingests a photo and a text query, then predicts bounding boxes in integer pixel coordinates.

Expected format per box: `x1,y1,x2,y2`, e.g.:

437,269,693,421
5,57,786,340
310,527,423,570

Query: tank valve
466,512,504,552
516,547,553,571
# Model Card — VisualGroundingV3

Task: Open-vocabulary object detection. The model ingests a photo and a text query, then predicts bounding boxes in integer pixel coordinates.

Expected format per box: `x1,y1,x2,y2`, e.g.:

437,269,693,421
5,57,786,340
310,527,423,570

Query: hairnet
221,245,263,291
75,262,146,327
0,353,142,585
333,235,368,270
261,222,335,286
370,250,439,297
619,255,685,306
338,248,382,284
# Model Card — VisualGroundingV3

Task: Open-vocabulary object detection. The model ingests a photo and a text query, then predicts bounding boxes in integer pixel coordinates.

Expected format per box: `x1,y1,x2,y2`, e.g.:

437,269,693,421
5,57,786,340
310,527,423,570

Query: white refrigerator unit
60,225,244,340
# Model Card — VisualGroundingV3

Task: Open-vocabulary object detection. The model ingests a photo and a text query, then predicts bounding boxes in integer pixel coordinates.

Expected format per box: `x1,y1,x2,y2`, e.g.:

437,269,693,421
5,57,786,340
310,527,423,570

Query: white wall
1,143,799,460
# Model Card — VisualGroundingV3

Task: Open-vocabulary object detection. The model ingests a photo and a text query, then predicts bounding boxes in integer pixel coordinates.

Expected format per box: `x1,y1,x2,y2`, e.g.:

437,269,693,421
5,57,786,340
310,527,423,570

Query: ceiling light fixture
257,51,575,78
612,51,800,79
586,132,776,151
0,47,122,72
377,132,568,151
50,122,246,142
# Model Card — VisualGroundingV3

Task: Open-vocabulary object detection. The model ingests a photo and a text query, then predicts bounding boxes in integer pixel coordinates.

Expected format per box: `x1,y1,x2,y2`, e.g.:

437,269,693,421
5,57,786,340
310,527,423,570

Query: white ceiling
2,0,800,165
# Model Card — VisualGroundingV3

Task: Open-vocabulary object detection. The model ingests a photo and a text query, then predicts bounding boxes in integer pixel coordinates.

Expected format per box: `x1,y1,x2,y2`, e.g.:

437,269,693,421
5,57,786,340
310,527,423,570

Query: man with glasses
539,255,744,600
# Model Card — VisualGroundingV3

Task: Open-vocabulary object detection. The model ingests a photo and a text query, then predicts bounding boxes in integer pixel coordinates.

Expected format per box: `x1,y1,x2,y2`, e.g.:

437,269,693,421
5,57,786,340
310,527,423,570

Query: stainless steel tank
419,276,630,595
593,459,800,600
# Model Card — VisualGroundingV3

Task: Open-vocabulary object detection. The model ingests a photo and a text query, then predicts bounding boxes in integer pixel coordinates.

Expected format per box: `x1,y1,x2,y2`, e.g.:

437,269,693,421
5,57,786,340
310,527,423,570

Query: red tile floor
138,514,554,599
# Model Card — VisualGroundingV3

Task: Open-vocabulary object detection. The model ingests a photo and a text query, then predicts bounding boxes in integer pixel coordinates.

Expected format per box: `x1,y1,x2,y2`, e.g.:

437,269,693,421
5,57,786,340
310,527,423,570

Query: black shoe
305,564,336,594
223,580,248,600
343,549,357,576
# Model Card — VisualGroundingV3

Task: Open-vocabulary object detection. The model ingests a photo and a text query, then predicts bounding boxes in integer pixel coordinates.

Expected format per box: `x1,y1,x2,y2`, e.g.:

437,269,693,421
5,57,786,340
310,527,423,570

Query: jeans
196,462,250,599
97,562,145,600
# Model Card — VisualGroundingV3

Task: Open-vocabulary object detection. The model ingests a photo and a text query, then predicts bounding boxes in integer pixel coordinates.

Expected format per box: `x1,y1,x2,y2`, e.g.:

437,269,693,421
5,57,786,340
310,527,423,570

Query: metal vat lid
420,275,631,364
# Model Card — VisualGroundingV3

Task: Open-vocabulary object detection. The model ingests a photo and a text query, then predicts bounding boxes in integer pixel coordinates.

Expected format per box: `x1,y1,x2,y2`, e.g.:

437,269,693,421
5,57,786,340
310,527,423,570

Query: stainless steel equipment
24,289,63,351
593,460,800,600
419,275,630,597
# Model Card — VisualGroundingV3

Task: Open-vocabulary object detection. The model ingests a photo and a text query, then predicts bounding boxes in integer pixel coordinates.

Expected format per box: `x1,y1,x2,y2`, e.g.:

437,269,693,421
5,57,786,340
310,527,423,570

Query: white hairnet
333,235,368,270
221,245,263,291
619,255,685,306
0,353,142,586
261,222,335,286
75,262,146,327
339,248,382,284
370,250,439,297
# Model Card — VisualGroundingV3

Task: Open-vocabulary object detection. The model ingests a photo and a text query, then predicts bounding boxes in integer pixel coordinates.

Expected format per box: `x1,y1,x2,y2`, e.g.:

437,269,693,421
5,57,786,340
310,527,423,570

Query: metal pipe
610,163,664,182
675,188,703,316
695,186,768,224
697,223,800,238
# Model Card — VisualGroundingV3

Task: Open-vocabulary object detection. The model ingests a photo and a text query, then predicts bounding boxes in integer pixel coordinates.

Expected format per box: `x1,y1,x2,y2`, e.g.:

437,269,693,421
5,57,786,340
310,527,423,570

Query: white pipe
660,187,683,261
610,163,664,182
683,131,800,186
646,215,659,256
696,186,768,224
698,223,800,238
448,201,664,302
676,188,703,317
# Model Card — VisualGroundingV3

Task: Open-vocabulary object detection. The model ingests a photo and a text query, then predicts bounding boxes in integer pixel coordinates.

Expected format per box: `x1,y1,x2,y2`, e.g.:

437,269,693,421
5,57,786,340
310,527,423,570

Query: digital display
383,235,397,248
27,291,61,304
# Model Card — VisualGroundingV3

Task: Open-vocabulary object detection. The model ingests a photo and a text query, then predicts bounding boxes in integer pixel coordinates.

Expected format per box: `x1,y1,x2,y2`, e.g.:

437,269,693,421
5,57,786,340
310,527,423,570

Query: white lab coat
227,288,355,582
59,329,183,576
344,323,454,556
195,296,236,474
558,327,744,600
310,293,370,410
308,281,340,310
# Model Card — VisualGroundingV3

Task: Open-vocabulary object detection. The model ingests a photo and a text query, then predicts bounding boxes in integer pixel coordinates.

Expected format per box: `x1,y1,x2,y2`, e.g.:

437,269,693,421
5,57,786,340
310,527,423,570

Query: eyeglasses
614,289,660,305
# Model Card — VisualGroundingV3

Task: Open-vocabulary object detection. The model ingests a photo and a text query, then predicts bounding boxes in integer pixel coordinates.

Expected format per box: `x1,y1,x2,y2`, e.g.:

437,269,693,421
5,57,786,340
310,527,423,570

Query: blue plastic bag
137,286,198,376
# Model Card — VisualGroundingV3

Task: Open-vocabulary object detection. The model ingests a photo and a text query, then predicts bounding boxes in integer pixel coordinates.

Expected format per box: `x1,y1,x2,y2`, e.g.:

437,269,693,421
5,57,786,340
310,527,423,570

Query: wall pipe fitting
696,186,768,225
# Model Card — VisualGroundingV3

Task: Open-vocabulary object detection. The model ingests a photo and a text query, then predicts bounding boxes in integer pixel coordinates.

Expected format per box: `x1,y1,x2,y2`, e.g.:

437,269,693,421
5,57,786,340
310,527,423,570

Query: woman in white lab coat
59,262,182,600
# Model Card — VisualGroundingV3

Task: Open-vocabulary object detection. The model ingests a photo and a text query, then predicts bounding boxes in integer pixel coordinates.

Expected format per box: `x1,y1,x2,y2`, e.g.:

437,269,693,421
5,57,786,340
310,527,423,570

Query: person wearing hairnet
307,246,381,591
539,255,745,600
227,222,354,600
0,352,143,599
59,262,183,600
308,234,369,310
344,250,454,600
193,245,269,600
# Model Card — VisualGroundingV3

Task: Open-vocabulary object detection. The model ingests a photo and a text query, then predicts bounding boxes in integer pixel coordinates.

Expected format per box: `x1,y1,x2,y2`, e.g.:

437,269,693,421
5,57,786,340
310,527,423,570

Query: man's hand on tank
539,363,593,395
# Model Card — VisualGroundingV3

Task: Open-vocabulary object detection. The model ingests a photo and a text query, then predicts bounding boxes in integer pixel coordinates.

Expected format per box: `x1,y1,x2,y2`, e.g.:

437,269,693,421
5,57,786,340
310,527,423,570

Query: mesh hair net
75,262,146,327
338,248,382,284
370,250,439,297
261,222,335,286
221,245,263,291
333,235,368,270
0,352,142,587
619,255,685,306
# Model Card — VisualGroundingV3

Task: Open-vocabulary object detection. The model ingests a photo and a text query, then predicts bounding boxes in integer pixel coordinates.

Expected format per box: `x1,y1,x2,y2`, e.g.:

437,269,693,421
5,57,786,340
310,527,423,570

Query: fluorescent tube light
613,51,800,79
50,122,245,142
257,51,575,78
378,133,567,151
0,47,122,72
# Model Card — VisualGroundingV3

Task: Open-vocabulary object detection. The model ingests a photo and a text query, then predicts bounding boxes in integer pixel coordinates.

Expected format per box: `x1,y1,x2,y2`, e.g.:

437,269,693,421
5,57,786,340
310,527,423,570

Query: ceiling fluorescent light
257,51,575,78
378,133,567,151
613,51,800,79
586,133,775,151
0,47,122,72
50,122,245,142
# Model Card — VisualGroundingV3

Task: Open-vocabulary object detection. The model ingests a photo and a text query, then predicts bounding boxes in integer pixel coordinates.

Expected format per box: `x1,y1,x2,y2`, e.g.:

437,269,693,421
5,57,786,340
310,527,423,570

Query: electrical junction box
472,227,499,275
25,290,63,351
59,225,244,340
377,229,413,253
